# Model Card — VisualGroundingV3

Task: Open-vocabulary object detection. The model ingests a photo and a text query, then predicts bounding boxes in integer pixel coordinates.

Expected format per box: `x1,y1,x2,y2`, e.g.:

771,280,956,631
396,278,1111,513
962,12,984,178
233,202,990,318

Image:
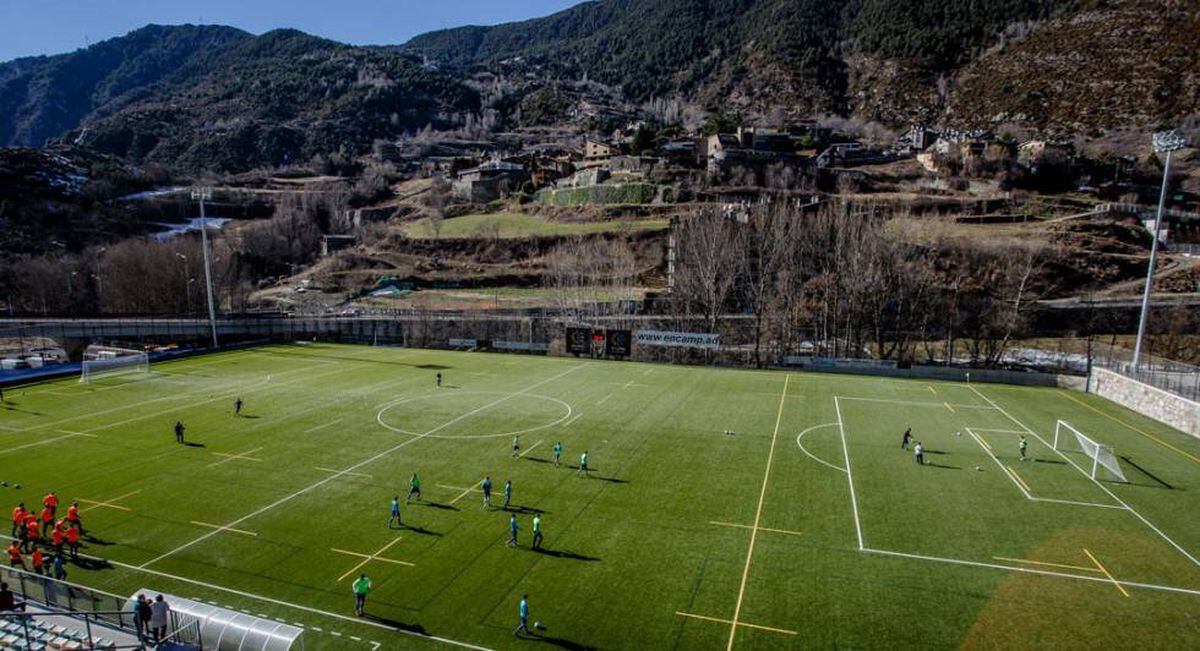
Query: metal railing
0,566,201,650
1091,342,1200,403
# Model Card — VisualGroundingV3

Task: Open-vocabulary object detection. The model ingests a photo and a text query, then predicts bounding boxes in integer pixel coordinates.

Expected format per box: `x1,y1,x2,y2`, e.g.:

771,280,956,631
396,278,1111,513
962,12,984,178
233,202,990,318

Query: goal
79,352,149,383
1053,420,1128,482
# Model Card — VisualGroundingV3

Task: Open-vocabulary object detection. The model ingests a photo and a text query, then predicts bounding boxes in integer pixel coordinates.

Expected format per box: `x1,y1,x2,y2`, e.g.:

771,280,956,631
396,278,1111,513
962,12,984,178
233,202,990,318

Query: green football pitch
2,343,1200,649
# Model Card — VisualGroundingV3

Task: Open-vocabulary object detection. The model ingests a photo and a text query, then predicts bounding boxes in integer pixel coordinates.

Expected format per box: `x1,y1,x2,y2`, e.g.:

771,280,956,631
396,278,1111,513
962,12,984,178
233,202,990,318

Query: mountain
403,0,1198,134
0,25,478,171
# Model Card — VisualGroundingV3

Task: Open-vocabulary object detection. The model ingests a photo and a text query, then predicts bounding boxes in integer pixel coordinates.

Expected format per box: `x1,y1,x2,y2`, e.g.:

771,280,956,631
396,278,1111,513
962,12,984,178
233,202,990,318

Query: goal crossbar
1053,420,1128,482
79,352,150,383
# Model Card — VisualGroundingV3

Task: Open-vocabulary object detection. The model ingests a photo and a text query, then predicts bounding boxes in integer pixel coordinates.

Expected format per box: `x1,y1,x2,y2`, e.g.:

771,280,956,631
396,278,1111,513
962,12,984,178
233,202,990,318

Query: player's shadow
521,632,596,650
83,535,115,547
924,461,960,470
238,415,262,420
505,505,546,515
588,475,628,484
420,501,458,512
360,613,428,634
71,556,113,571
525,458,551,464
1033,458,1065,465
416,364,452,370
397,524,442,537
183,442,207,448
532,548,600,562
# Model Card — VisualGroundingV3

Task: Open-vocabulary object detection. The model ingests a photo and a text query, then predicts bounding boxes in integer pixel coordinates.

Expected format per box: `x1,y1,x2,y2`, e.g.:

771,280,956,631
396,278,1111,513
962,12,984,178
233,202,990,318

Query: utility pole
1132,130,1186,370
192,188,220,349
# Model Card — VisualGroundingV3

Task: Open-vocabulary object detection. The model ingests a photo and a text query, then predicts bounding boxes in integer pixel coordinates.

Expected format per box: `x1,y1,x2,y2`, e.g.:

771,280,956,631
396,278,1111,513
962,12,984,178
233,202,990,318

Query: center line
727,374,789,651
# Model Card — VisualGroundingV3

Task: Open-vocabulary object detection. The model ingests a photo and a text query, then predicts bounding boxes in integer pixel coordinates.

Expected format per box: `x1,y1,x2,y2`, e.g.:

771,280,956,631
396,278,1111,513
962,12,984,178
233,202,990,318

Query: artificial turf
1,343,1199,649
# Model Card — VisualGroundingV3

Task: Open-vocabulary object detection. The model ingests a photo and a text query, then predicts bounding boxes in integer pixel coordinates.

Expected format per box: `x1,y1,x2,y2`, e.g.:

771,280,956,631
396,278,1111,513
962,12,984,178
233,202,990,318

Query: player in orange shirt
7,542,23,569
66,502,83,535
25,519,40,546
50,526,65,556
43,492,59,518
11,502,26,537
31,548,44,575
66,525,81,560
39,507,54,539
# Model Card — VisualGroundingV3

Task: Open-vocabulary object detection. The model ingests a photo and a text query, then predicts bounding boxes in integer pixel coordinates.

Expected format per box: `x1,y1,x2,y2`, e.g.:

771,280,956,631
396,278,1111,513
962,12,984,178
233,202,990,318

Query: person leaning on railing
0,582,26,612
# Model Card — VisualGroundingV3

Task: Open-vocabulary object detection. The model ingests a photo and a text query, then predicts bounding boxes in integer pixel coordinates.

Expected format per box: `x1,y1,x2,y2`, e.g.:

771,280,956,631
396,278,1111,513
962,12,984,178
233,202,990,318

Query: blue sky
0,0,585,62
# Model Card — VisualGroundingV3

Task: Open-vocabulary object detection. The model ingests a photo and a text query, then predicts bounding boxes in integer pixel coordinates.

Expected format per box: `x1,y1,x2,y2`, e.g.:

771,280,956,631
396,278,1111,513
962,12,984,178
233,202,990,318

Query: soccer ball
1,480,7,487
534,621,545,630
974,466,982,471
13,484,20,489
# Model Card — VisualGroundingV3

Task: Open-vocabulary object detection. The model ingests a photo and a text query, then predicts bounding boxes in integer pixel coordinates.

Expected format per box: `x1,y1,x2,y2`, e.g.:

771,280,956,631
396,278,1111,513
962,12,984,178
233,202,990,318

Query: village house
452,160,531,202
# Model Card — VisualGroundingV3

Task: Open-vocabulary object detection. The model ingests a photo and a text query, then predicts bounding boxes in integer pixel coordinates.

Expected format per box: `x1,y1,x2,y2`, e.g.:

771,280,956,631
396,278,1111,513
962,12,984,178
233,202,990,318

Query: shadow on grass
532,548,600,562
182,442,206,448
1033,458,1066,466
504,505,546,515
396,524,442,537
83,535,115,547
419,501,458,512
524,457,553,465
71,556,113,571
1121,456,1174,490
519,631,596,650
416,365,452,371
238,415,262,420
925,462,960,470
361,613,428,635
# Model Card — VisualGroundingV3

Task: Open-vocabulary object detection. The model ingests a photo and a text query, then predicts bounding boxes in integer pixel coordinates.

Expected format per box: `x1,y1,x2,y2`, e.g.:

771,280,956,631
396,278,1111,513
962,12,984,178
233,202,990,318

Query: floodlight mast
1132,131,1187,370
191,188,219,349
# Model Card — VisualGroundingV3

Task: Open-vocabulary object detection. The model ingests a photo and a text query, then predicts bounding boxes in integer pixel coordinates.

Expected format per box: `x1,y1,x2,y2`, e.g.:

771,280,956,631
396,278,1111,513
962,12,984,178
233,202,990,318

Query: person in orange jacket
42,492,59,518
6,542,23,569
50,526,65,556
66,525,81,560
65,502,83,535
39,507,54,539
10,503,26,537
31,548,44,576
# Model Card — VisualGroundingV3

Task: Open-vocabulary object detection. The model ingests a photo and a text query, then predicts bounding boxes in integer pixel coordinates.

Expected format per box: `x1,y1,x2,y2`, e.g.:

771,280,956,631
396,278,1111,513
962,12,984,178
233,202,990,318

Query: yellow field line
1006,466,1032,493
1083,548,1129,597
945,402,956,413
1062,392,1200,466
190,521,259,537
709,521,803,537
335,537,409,582
727,374,790,651
78,490,141,513
675,612,797,636
993,556,1101,573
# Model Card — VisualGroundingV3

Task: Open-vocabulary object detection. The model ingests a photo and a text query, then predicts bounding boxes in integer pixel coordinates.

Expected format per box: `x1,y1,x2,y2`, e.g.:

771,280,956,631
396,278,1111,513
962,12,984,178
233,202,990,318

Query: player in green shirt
352,574,372,616
532,514,543,550
552,441,563,467
512,435,521,457
406,473,422,503
1018,436,1028,461
578,451,589,476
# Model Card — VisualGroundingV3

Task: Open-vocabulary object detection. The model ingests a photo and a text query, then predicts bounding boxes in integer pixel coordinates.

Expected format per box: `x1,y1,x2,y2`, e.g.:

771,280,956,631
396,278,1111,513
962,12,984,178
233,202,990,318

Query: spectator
0,582,25,612
133,594,152,641
150,594,170,643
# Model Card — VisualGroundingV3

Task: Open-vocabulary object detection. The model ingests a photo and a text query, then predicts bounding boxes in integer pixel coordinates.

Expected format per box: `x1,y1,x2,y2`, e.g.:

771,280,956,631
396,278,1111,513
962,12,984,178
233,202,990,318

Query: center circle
376,391,574,439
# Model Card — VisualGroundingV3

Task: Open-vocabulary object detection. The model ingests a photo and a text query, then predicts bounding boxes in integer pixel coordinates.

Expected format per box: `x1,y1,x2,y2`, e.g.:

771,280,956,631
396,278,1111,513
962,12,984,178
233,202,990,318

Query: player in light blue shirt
514,594,530,636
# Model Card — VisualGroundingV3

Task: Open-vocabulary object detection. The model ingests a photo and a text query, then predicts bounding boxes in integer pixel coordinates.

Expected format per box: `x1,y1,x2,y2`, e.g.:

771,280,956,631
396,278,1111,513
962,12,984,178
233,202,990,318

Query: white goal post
79,352,150,383
1053,420,1128,482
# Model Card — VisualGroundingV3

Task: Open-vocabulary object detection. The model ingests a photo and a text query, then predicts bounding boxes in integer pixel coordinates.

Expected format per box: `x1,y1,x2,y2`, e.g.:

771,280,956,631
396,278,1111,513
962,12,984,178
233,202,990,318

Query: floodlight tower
192,188,220,349
1132,130,1187,370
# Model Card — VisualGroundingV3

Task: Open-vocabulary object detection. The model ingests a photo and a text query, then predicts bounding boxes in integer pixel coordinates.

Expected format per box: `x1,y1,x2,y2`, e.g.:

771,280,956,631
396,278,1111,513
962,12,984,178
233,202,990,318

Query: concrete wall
1090,367,1200,437
785,359,1086,390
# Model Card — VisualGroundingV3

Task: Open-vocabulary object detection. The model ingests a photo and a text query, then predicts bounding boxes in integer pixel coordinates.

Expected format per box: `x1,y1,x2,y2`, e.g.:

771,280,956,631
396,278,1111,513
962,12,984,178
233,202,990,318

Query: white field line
518,440,543,458
928,385,937,395
993,555,1100,573
0,532,493,651
727,374,790,651
968,429,1034,500
864,547,1200,597
189,521,259,537
944,402,956,413
835,396,995,410
0,430,98,455
709,521,803,537
304,418,344,434
208,447,265,468
142,363,585,568
968,386,1200,569
969,428,1028,435
89,364,346,434
315,467,372,479
562,413,583,428
596,392,614,406
795,423,847,473
78,489,141,513
449,480,484,506
7,363,306,433
335,537,408,582
834,397,865,550
969,429,1123,509
675,611,798,636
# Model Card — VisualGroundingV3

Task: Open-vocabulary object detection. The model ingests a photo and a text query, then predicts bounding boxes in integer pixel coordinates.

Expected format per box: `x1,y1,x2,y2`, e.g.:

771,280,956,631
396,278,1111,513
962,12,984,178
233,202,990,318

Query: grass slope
1,344,1199,649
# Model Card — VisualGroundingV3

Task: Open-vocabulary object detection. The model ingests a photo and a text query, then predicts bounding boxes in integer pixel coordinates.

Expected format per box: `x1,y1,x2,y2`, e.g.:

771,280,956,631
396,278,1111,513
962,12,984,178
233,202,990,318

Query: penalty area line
190,521,259,538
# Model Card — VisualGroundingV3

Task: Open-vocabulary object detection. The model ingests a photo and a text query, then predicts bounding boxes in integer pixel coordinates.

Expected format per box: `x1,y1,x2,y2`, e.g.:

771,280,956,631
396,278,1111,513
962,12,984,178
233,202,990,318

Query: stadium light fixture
191,188,220,349
1132,130,1188,370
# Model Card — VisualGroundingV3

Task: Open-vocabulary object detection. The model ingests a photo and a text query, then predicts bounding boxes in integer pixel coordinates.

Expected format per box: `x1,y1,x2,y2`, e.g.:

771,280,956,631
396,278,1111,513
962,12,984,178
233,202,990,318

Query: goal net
1053,420,1128,482
79,352,149,383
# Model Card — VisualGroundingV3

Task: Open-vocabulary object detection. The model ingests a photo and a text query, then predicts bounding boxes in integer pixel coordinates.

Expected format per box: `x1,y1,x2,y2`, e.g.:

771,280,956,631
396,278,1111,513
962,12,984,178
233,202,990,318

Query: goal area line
862,547,1200,598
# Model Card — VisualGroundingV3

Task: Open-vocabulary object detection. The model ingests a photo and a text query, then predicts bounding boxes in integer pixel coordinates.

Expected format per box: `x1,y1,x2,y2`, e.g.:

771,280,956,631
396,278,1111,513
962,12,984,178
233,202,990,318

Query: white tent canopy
127,590,304,650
